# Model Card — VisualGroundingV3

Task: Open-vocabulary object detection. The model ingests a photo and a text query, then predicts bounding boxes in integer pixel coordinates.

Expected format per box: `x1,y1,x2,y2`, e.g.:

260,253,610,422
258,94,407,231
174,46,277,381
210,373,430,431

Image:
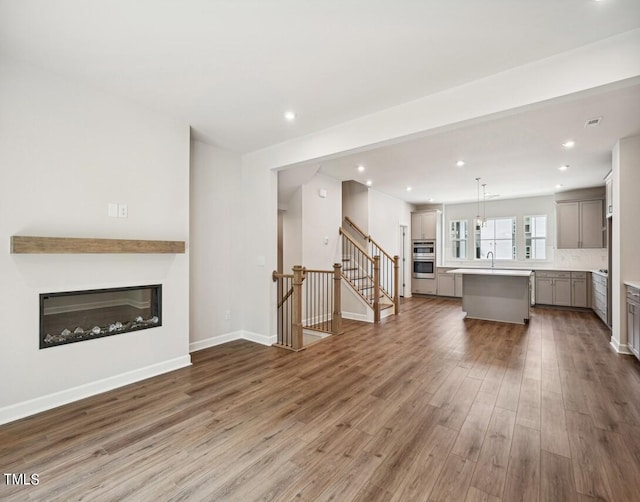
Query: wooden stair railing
339,227,399,322
272,264,343,351
343,217,399,315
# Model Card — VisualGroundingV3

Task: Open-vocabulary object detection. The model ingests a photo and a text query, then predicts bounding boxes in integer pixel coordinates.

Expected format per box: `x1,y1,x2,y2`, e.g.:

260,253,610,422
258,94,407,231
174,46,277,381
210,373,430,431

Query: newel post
393,255,400,315
292,265,304,350
332,263,343,335
373,255,380,323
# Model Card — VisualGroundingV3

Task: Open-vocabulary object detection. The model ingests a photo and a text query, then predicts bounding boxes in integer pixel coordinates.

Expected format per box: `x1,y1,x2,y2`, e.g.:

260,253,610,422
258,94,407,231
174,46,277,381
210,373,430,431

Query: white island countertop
625,280,640,290
448,268,533,277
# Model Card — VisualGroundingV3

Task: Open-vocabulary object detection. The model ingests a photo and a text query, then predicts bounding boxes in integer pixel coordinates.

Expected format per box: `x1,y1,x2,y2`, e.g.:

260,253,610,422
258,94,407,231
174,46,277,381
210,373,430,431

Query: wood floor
2,296,640,501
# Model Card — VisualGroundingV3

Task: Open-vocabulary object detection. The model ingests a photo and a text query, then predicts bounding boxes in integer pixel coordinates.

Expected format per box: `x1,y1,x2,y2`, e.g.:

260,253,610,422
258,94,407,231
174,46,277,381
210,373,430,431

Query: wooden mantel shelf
11,236,186,254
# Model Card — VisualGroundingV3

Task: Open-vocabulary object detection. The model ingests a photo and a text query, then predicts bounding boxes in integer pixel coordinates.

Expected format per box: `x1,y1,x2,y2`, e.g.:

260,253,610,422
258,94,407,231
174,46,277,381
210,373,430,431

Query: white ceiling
1,1,639,203
317,80,640,204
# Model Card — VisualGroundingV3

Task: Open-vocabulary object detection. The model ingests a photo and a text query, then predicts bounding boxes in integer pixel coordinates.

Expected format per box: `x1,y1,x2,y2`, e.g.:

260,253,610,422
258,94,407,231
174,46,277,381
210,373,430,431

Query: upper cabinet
605,170,613,218
411,211,438,240
556,199,604,249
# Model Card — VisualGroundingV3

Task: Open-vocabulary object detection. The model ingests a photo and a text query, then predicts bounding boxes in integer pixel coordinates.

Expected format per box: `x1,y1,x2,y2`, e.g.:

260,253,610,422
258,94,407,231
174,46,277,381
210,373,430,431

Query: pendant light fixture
475,177,482,227
482,182,487,228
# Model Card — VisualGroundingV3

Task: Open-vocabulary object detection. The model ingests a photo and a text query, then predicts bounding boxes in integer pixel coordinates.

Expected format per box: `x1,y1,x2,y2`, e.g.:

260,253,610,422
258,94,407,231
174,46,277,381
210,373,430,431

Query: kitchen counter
447,268,532,324
625,280,640,290
448,268,532,277
592,269,609,278
440,265,598,273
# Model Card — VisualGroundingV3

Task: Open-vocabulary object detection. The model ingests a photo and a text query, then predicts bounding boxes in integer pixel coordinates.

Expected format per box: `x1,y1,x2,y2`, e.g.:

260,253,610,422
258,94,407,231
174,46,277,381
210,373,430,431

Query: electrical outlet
118,204,128,218
224,310,231,320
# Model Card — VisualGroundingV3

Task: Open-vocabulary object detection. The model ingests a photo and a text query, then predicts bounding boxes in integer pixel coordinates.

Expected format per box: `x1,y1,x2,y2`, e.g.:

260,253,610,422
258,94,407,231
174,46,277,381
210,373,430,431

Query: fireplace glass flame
40,285,162,348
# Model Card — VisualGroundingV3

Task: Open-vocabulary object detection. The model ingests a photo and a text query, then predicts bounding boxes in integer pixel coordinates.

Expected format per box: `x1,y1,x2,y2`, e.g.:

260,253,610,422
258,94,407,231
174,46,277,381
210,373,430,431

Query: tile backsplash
553,248,607,270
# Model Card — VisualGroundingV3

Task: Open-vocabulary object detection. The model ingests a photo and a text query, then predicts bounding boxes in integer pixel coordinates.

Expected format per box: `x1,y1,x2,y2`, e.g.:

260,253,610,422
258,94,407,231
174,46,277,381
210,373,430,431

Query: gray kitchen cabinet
535,277,554,305
592,273,608,325
627,286,640,360
437,273,455,296
572,276,588,308
454,274,463,298
554,278,572,306
411,211,437,240
556,199,604,249
536,271,586,307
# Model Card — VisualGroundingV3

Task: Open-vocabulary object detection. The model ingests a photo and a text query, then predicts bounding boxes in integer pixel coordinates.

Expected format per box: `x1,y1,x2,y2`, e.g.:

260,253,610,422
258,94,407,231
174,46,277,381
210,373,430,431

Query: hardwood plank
428,453,475,502
541,388,571,458
451,392,494,462
469,407,516,499
516,376,541,430
540,450,579,502
503,425,540,502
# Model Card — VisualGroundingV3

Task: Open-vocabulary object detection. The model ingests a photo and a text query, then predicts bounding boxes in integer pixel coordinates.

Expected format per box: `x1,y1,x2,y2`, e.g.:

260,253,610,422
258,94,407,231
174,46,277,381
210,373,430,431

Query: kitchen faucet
487,251,495,268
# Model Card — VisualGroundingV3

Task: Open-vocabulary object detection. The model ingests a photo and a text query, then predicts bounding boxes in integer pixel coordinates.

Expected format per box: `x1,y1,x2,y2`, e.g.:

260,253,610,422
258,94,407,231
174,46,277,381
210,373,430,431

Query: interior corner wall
611,135,640,350
282,187,303,273
368,189,413,256
190,140,243,346
0,57,191,424
342,181,369,233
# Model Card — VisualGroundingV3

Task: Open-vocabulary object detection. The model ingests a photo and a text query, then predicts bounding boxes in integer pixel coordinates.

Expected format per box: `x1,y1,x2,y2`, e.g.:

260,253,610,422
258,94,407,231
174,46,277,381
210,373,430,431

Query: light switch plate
108,203,118,218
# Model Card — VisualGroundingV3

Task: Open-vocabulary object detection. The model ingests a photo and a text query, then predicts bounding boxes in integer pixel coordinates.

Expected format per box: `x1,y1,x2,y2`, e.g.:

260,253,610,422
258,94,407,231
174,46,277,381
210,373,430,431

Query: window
450,220,468,259
475,217,515,260
524,215,547,260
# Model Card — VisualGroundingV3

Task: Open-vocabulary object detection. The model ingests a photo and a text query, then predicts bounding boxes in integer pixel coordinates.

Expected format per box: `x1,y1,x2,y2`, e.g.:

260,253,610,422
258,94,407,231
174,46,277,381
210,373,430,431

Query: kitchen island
448,268,533,324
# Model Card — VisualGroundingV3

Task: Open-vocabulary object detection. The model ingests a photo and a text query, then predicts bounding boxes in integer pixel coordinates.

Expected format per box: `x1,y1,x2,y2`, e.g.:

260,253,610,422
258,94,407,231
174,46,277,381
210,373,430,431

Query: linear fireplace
40,285,162,349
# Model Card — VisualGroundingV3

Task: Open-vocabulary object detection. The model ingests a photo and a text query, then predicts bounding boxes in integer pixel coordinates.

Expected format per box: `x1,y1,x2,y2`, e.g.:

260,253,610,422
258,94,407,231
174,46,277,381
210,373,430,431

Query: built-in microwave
413,259,435,279
413,240,435,258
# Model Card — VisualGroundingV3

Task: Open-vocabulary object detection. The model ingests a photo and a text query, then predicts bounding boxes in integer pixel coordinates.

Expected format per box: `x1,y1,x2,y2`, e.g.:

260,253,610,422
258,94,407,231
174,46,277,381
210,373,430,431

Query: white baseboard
0,355,191,426
242,330,277,346
342,311,373,323
189,330,277,353
610,337,633,355
189,331,244,352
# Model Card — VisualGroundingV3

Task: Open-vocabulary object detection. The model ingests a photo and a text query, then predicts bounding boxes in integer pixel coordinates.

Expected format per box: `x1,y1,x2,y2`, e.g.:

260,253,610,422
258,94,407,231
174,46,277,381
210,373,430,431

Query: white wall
368,189,412,257
611,135,640,352
443,195,606,270
190,140,243,346
342,180,369,234
302,174,342,269
368,189,413,297
0,57,190,423
282,187,302,272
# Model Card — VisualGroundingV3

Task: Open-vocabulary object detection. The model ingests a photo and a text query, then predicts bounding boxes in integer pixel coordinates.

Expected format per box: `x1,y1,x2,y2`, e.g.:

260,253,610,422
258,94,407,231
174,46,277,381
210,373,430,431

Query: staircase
339,218,399,323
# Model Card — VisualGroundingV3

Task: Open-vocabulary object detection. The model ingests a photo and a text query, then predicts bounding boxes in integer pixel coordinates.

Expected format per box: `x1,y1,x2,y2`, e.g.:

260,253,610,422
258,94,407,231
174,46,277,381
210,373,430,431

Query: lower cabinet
592,273,608,325
627,286,640,360
535,271,589,308
571,272,588,308
436,271,462,298
412,277,437,295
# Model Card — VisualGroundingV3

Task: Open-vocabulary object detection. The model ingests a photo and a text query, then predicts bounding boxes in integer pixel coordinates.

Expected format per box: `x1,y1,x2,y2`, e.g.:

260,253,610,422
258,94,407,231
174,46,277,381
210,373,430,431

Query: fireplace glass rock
40,285,161,348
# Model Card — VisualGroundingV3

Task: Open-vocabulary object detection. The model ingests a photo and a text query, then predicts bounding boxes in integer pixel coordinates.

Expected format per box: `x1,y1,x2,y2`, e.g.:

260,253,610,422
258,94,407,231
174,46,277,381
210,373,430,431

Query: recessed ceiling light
284,111,296,121
406,186,412,192
562,140,575,149
559,165,569,171
366,180,372,186
357,165,365,172
456,160,465,167
556,184,564,189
